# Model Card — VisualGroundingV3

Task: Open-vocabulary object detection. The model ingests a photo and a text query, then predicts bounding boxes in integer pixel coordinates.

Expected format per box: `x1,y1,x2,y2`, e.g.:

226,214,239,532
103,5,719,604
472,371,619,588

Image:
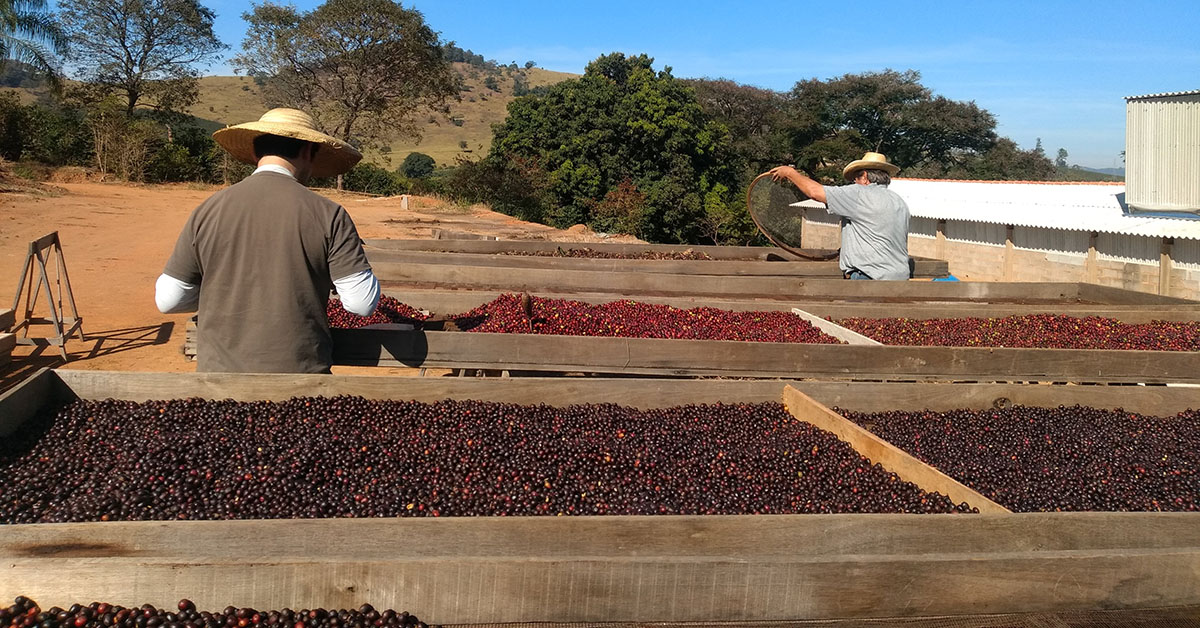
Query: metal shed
1126,89,1200,216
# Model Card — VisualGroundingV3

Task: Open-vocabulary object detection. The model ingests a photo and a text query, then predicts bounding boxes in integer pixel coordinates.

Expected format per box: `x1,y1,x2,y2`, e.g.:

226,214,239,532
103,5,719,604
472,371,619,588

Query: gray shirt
822,182,910,280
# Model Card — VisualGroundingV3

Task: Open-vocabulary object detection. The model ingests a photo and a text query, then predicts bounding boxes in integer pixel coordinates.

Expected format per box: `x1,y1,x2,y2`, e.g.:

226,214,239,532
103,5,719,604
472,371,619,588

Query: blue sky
200,0,1200,169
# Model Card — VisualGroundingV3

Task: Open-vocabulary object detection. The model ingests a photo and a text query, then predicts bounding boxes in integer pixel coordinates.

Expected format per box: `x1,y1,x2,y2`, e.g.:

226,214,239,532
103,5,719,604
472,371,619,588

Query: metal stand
10,232,85,360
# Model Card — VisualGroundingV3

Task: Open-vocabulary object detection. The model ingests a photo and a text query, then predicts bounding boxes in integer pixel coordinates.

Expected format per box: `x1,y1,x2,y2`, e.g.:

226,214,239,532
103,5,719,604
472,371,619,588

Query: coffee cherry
452,293,841,344
842,405,1200,512
0,399,967,521
327,296,426,329
838,314,1200,351
0,600,426,628
497,248,712,260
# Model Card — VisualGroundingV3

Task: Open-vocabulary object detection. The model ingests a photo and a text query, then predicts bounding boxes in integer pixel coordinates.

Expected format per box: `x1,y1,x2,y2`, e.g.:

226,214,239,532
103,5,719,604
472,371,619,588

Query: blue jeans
843,269,873,280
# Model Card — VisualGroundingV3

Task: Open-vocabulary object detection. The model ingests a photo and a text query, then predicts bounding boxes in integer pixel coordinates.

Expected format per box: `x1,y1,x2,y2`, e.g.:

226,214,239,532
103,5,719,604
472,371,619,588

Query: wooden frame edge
782,385,1010,514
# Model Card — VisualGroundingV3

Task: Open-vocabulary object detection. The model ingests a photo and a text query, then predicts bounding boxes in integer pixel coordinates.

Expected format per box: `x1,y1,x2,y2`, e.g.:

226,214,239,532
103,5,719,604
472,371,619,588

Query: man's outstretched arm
768,166,827,204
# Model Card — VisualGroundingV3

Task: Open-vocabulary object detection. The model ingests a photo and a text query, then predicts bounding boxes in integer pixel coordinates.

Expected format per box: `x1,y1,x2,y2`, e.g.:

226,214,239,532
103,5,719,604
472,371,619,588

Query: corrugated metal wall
1096,232,1161,264
1172,238,1200,271
909,216,938,238
1012,226,1090,254
945,221,1006,246
1126,94,1200,212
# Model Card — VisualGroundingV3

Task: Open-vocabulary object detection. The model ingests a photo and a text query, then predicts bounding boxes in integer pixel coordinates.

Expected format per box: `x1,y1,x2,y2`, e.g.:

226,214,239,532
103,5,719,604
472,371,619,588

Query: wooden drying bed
364,237,836,260
330,328,1200,383
364,248,952,279
379,288,1200,323
1,308,14,368
373,261,1193,303
2,370,1200,622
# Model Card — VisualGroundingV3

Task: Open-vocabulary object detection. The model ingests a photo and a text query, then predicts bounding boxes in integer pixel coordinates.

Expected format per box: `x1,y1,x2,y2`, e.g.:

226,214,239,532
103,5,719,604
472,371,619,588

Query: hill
186,64,578,168
1055,166,1124,182
1080,166,1126,177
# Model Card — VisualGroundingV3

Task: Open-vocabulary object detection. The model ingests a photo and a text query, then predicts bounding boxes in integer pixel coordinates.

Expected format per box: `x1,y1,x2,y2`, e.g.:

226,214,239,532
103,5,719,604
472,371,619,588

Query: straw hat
842,151,900,180
213,108,362,178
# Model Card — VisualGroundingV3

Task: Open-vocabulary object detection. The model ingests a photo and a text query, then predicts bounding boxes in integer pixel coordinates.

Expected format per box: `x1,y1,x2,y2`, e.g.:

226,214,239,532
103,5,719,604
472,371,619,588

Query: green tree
0,0,67,87
236,0,459,152
61,0,225,117
400,151,435,178
947,137,1057,181
786,69,997,179
485,52,736,242
687,78,791,180
1055,147,1068,168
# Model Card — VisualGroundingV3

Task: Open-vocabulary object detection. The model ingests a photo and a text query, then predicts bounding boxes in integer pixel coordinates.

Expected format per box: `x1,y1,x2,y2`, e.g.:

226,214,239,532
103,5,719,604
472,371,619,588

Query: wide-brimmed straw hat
842,151,900,180
213,108,362,178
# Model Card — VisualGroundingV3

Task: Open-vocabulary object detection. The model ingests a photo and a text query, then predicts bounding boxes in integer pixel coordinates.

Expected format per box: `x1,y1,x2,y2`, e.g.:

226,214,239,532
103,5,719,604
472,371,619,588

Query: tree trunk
337,174,344,191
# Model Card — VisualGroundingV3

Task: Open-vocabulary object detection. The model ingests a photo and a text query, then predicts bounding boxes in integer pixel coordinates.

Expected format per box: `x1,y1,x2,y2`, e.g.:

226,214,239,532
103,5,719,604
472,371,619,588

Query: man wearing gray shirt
769,152,910,280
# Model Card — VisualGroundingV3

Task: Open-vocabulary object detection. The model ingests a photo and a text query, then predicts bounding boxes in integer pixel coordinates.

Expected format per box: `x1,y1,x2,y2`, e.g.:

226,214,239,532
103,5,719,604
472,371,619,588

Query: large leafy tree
787,69,997,180
945,137,1057,181
0,0,67,86
235,0,459,151
686,78,791,181
486,52,737,243
60,0,225,117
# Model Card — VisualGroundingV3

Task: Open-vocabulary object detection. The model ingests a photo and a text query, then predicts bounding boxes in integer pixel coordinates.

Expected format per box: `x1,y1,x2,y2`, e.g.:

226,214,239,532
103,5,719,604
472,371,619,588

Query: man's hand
768,165,799,183
767,166,826,204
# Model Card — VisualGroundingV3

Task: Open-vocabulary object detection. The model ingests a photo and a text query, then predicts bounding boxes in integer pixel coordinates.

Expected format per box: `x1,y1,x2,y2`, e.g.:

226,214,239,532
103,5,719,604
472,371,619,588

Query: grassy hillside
186,64,577,168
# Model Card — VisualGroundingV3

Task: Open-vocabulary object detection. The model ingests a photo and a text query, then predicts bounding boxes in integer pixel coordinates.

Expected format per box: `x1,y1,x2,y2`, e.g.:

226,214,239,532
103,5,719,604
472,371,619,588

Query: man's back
823,183,911,280
164,172,371,372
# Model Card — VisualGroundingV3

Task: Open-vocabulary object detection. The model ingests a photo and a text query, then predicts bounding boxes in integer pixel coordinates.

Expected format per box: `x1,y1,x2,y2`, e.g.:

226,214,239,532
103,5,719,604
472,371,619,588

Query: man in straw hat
155,108,380,373
769,152,911,280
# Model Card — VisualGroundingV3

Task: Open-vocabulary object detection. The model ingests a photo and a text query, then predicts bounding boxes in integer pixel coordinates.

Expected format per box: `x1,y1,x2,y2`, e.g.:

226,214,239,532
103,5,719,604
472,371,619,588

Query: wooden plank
790,308,882,345
783,386,1009,513
44,371,1200,416
365,237,816,260
367,249,855,277
0,367,62,438
380,289,1200,322
377,263,1118,303
2,514,1199,621
0,308,13,332
331,330,1200,383
1079,282,1197,305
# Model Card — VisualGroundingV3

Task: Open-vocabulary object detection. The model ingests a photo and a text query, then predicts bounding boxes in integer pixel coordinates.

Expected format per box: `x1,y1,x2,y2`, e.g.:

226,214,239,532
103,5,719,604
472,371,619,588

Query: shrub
342,162,407,195
443,156,548,223
399,152,435,178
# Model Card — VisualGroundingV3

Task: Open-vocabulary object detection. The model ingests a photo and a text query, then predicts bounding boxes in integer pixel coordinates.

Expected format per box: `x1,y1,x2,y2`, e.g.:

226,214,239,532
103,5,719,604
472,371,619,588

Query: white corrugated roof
792,179,1200,240
1126,89,1200,100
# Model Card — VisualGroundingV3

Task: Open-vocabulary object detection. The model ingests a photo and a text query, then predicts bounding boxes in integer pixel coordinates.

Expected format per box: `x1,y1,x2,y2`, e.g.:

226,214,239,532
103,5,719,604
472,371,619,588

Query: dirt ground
0,182,639,391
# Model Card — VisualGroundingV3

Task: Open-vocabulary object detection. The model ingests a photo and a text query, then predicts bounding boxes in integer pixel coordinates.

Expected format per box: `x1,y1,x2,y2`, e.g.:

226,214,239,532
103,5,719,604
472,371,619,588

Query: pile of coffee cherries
0,598,428,628
0,398,971,523
452,294,841,343
836,314,1200,351
498,247,713,260
327,296,428,329
842,405,1200,512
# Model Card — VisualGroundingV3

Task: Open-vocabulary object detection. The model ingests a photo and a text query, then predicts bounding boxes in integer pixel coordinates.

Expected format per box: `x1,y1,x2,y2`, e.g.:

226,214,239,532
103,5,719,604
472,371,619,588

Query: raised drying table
2,369,1200,623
